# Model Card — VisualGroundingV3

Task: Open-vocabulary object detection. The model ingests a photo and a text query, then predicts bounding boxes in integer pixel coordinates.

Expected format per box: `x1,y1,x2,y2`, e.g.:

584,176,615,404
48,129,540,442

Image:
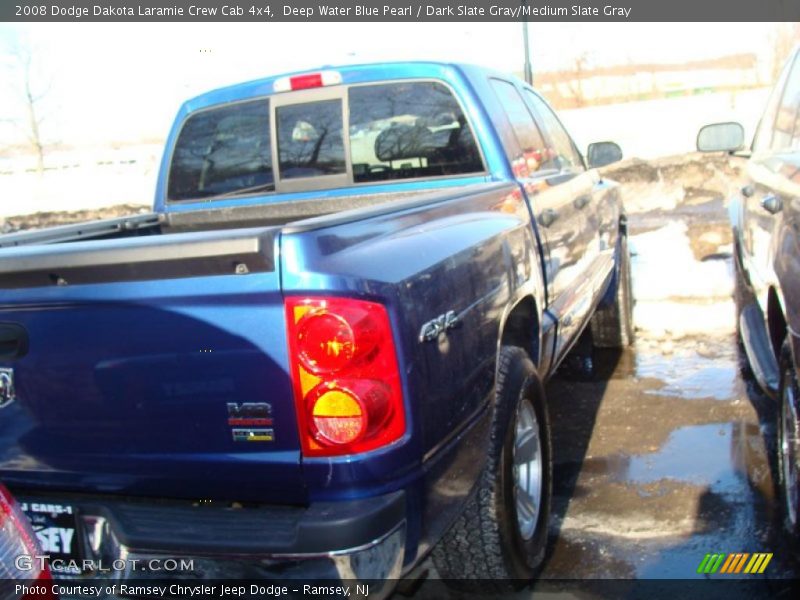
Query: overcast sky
0,22,782,147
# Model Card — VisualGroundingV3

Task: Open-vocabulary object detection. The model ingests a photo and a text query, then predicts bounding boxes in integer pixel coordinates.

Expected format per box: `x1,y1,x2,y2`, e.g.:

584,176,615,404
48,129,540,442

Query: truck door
487,79,598,359
744,49,800,318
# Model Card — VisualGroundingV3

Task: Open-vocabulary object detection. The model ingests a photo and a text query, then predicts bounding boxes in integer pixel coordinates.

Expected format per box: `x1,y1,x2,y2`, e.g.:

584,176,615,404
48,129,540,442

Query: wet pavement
543,331,793,580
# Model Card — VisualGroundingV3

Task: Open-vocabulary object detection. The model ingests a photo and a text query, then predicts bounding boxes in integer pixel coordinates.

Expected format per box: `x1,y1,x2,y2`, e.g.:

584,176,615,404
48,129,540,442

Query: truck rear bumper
16,490,406,591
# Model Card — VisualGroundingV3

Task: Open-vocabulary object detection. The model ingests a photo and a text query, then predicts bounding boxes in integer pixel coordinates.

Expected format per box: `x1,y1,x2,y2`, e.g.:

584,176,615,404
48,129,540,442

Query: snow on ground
633,301,735,339
630,222,734,338
618,177,686,213
1,167,155,218
631,222,732,301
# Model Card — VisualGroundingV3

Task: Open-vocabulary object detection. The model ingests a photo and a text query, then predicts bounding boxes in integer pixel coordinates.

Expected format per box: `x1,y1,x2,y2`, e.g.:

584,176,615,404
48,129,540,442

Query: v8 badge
227,402,273,442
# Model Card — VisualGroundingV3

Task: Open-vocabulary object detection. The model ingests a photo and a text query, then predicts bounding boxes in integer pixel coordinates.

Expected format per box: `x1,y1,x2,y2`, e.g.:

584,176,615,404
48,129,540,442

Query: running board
740,302,780,396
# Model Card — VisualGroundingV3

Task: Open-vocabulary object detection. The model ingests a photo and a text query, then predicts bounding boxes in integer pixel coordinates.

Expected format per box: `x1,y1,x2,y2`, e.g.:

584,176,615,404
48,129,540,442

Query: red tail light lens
286,297,405,457
296,304,379,374
298,311,356,373
0,484,54,593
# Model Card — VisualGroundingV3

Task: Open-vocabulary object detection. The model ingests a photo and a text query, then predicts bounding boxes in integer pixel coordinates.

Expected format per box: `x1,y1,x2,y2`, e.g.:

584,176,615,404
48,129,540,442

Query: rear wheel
778,340,800,538
433,346,552,590
591,233,634,348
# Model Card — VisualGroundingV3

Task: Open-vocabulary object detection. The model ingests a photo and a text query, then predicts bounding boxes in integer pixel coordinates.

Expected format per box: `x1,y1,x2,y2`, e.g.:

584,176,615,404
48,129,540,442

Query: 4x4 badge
0,368,15,408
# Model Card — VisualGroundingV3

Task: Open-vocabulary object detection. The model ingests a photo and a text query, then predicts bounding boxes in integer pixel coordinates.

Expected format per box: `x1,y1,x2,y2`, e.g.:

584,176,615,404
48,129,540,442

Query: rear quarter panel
280,181,545,557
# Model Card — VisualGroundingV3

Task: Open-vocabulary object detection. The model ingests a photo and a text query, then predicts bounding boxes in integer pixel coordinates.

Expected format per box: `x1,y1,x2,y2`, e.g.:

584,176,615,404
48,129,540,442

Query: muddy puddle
634,343,738,401
540,330,795,583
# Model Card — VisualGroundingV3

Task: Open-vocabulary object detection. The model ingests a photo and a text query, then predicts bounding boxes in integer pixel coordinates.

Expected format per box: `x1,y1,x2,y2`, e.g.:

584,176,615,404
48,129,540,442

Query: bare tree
3,37,51,173
769,23,800,84
566,52,590,108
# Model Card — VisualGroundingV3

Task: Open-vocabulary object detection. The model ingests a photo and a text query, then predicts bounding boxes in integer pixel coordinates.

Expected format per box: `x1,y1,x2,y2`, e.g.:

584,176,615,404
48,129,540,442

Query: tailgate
0,226,305,503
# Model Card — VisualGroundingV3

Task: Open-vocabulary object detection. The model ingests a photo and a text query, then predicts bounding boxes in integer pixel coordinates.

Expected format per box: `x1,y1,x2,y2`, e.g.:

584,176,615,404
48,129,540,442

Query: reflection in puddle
636,351,737,400
629,422,783,579
626,422,771,500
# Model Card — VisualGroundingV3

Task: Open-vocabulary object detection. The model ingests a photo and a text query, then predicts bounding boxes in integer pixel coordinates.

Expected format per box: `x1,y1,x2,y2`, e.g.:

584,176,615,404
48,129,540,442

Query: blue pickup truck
0,62,630,591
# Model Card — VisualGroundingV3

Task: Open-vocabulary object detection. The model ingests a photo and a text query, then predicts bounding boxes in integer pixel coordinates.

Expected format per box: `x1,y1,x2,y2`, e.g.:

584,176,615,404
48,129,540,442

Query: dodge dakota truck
0,62,630,592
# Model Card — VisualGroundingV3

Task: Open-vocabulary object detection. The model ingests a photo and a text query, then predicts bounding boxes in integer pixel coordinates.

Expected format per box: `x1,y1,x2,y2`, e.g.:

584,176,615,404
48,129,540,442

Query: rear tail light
0,484,54,597
286,297,405,457
273,71,343,93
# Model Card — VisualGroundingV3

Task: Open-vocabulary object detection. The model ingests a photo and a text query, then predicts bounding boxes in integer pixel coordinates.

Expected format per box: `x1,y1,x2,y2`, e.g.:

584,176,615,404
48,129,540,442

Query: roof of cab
179,61,500,114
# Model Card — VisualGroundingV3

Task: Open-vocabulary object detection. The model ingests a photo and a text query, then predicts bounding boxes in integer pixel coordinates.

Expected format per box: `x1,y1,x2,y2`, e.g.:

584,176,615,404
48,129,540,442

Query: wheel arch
498,295,541,368
768,286,788,363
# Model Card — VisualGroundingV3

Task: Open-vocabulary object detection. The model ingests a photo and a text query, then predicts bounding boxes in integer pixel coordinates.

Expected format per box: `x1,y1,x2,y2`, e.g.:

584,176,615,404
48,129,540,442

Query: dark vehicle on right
698,45,800,540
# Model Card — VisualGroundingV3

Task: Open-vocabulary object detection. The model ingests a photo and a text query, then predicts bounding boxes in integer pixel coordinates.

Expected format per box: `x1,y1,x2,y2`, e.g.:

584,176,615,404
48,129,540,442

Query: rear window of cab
167,81,484,202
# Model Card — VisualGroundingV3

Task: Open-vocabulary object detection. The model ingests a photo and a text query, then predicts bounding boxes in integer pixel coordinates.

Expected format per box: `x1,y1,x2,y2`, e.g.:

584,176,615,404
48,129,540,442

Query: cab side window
524,90,584,172
488,78,557,177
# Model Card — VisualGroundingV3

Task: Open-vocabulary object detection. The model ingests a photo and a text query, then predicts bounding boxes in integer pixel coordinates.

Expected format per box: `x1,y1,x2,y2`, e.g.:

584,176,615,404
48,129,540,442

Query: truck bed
0,181,507,504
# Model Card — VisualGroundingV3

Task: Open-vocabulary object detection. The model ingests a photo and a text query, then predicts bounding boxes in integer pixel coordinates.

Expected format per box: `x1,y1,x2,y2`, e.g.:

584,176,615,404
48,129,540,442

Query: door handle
574,195,591,210
539,208,559,228
760,194,783,215
0,323,28,360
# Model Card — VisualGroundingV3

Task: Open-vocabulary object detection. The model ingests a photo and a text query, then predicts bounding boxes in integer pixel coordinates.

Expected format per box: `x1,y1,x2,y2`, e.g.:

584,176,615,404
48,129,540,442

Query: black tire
777,340,800,540
432,346,552,591
591,233,634,348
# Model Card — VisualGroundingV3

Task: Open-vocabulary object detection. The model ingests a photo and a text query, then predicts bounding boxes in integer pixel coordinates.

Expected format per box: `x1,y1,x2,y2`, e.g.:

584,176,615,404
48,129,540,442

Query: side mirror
697,122,744,152
587,141,623,168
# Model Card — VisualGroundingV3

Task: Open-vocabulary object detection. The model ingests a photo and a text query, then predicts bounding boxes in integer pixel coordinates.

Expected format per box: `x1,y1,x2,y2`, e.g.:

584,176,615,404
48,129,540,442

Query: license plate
20,501,83,575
